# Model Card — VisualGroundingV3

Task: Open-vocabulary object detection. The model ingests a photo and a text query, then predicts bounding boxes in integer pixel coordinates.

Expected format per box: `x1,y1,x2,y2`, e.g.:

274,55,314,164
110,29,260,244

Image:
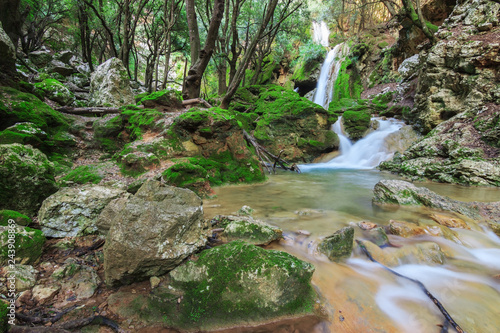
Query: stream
204,170,500,333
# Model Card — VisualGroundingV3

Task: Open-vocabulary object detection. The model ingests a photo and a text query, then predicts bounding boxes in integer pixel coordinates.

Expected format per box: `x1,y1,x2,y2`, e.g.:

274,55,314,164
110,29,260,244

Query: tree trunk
183,0,225,99
186,0,200,63
220,0,279,109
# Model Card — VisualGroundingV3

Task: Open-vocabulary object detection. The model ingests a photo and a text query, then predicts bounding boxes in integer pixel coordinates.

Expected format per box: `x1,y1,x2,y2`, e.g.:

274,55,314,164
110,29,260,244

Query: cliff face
380,0,500,186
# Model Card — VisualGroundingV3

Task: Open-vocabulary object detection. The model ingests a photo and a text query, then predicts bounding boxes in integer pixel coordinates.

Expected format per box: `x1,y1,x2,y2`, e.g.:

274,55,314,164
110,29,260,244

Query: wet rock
211,215,282,245
374,180,500,235
237,205,254,216
318,226,354,261
0,224,45,265
366,227,390,246
89,57,135,107
358,221,377,230
0,144,59,216
104,180,206,286
165,240,318,330
38,185,127,238
388,220,427,237
359,240,446,267
430,213,470,230
0,22,16,74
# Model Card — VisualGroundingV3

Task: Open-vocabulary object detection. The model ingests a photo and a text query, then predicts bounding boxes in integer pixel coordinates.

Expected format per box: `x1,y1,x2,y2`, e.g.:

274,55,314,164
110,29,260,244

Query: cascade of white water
301,118,405,171
312,21,330,47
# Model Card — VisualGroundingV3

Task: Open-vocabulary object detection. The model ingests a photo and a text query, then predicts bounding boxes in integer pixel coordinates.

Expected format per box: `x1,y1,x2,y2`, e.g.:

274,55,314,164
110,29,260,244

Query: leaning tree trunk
182,0,225,99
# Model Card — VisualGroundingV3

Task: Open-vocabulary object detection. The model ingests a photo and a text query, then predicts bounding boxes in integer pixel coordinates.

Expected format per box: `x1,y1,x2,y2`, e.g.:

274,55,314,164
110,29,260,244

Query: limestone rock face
103,180,206,286
168,240,317,329
89,58,135,107
411,0,500,134
0,22,16,74
0,144,58,216
38,185,127,238
397,54,420,80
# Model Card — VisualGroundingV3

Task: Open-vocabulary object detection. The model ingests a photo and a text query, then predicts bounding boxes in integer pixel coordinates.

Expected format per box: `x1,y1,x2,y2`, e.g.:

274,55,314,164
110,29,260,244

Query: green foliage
0,301,8,333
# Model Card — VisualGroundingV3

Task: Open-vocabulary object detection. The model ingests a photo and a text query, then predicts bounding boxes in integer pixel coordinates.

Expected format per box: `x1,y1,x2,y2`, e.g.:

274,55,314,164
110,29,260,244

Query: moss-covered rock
121,107,165,140
139,89,183,110
0,144,59,216
342,110,371,140
0,210,31,226
162,240,318,330
318,226,354,261
0,86,69,132
92,114,125,152
0,122,47,147
210,215,282,245
230,85,339,162
35,78,75,106
0,224,46,265
59,164,105,186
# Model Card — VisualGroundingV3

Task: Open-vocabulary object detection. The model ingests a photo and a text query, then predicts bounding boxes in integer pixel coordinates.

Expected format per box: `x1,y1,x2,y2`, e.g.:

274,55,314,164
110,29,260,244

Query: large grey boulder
38,185,127,237
89,58,135,107
373,180,500,234
0,144,58,216
103,180,207,286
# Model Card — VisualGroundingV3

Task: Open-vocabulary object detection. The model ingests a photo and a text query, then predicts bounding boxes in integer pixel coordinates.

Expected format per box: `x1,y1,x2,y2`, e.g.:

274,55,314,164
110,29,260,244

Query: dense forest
1,0,500,332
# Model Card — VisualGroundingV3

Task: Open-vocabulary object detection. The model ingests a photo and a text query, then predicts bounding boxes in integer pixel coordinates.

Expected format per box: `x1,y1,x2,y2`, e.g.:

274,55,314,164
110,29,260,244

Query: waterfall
301,118,405,171
310,22,350,109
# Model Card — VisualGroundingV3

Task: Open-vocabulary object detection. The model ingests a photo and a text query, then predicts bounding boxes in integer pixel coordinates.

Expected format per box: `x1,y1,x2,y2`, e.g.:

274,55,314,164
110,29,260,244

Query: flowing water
204,171,500,333
205,21,500,332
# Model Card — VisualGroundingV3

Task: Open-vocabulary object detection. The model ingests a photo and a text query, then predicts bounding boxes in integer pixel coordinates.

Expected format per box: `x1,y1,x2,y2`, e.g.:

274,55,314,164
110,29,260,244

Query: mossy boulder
164,240,318,330
230,85,339,162
0,210,31,226
121,107,165,140
0,144,59,216
38,185,127,238
0,86,69,132
342,110,371,140
318,226,354,261
210,215,282,245
139,89,183,110
0,122,47,147
35,78,75,106
0,224,46,265
59,164,105,186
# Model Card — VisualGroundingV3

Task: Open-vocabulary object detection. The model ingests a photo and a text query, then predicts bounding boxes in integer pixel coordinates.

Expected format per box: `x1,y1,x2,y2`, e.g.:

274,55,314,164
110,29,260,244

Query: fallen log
356,240,466,333
55,105,144,115
182,98,213,108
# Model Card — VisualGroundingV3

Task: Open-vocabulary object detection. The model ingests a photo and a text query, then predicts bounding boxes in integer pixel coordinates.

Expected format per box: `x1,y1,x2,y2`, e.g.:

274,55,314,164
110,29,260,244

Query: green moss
34,79,75,105
157,241,317,330
122,108,164,140
0,210,32,226
332,58,363,102
0,86,70,132
342,110,371,140
0,226,46,265
139,89,183,108
59,165,104,186
163,153,265,197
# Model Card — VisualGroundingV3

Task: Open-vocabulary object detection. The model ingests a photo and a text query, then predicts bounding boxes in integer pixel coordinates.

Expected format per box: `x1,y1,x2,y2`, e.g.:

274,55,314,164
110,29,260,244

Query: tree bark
183,0,225,99
186,0,200,63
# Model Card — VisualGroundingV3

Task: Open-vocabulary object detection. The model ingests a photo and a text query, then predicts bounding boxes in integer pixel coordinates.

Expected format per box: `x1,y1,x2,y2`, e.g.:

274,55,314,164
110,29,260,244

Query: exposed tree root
243,130,300,174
